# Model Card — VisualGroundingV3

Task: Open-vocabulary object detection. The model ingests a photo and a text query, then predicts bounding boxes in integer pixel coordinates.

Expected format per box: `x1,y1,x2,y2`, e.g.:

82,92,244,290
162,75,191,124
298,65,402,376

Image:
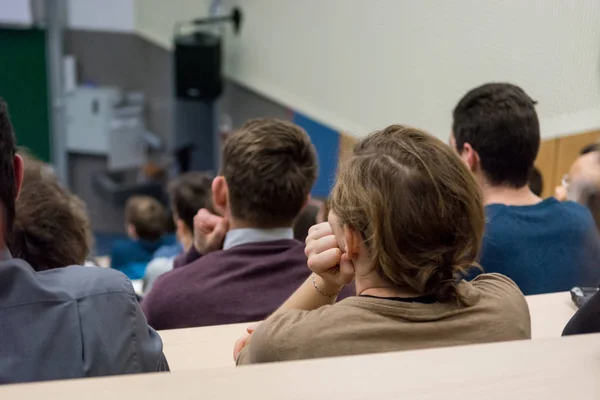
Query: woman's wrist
312,274,343,297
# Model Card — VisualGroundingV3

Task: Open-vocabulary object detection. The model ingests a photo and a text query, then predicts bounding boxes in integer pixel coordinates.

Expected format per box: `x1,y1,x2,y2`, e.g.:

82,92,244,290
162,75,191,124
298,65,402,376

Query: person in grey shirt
0,98,168,384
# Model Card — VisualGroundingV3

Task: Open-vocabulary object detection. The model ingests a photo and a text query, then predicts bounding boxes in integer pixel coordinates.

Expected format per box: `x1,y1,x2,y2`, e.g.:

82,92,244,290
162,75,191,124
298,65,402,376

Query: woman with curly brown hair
236,125,531,365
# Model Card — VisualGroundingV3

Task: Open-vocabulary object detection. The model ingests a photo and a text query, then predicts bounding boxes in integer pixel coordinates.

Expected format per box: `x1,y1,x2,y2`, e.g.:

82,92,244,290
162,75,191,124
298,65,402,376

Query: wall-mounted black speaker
174,32,223,101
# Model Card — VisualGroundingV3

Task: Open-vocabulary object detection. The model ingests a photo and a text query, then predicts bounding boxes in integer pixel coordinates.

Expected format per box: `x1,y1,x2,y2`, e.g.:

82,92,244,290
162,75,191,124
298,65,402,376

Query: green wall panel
0,28,50,161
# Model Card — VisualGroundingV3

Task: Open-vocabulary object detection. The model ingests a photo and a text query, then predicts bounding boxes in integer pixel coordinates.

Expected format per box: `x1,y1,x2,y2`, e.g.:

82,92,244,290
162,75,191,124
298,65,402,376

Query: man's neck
481,183,542,206
228,218,293,231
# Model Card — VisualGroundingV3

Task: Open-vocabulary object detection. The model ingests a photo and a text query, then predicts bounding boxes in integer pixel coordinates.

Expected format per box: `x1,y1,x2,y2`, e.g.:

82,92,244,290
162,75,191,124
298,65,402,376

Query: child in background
111,195,168,280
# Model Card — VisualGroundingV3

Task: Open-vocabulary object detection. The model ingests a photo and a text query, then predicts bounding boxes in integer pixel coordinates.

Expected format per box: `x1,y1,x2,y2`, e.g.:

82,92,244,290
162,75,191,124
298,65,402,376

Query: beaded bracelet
311,274,339,298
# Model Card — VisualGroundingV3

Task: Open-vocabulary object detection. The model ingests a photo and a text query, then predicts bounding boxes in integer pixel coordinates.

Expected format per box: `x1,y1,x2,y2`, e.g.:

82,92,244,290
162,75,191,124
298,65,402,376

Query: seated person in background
555,142,600,201
528,166,543,197
559,152,600,231
563,291,600,336
143,172,214,295
111,195,168,280
451,83,600,295
292,203,319,242
10,151,92,270
143,119,352,329
580,141,600,156
0,99,168,384
236,125,530,365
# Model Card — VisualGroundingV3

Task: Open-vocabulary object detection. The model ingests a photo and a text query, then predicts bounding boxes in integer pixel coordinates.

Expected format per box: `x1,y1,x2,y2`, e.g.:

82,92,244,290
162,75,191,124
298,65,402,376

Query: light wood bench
2,333,598,399
159,322,251,370
526,291,577,338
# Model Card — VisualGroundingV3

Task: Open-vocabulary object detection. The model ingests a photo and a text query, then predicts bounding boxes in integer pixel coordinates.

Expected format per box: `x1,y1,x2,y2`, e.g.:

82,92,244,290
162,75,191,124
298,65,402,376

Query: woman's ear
211,176,229,217
343,225,362,260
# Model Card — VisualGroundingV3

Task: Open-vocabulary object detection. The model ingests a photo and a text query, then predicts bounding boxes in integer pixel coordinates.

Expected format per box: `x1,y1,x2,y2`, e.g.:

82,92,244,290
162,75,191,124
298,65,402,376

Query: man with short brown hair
143,119,335,329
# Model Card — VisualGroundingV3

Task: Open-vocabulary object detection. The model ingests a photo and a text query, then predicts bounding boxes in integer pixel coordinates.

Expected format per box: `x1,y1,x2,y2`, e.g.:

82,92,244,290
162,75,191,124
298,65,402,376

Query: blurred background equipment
172,7,242,174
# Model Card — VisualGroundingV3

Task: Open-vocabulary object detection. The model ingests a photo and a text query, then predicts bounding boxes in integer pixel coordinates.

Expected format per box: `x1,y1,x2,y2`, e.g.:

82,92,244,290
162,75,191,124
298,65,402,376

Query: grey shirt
0,251,169,384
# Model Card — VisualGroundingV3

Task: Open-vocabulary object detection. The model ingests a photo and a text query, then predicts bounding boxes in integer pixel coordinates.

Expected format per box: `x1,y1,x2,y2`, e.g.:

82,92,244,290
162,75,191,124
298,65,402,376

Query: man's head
212,119,317,228
124,195,167,242
580,142,600,155
168,172,214,247
451,83,540,189
567,152,600,231
11,151,92,270
0,98,24,247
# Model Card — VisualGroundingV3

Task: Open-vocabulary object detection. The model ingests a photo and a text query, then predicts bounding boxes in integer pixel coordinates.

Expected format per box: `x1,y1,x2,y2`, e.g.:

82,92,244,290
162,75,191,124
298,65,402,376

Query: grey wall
64,29,291,233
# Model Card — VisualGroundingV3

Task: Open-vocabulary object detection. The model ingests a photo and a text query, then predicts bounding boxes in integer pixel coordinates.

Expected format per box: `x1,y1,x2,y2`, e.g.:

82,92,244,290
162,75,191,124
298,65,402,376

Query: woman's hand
233,322,261,361
305,223,355,294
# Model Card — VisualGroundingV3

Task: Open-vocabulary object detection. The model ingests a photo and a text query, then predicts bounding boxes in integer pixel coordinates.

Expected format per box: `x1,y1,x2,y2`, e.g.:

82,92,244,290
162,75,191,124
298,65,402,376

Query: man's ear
126,223,138,239
211,176,229,216
13,154,23,200
460,142,480,172
342,225,362,261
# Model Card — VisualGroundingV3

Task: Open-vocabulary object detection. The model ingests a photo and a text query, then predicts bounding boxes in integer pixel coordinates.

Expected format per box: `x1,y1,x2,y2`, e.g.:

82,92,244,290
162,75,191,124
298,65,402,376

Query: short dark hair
580,142,600,155
125,195,167,242
528,167,543,197
0,99,17,242
221,119,317,227
452,83,540,188
168,172,214,231
11,151,92,270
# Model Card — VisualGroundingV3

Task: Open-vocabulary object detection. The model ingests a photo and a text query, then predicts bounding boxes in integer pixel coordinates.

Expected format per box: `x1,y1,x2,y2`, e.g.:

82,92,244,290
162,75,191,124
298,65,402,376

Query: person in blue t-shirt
450,83,600,295
111,195,168,280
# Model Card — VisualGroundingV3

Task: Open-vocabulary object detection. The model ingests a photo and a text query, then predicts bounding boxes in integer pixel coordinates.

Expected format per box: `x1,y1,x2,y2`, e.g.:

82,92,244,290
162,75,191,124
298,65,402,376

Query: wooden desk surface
526,291,576,339
159,322,250,370
2,334,599,399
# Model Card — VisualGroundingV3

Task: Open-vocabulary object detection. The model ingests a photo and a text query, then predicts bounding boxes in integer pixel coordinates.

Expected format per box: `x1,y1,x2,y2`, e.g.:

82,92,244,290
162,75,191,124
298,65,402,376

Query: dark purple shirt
142,239,354,330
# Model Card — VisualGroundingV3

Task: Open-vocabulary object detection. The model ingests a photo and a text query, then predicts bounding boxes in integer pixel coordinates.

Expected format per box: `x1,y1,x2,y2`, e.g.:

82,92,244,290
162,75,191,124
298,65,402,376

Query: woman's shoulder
468,273,530,318
469,273,523,296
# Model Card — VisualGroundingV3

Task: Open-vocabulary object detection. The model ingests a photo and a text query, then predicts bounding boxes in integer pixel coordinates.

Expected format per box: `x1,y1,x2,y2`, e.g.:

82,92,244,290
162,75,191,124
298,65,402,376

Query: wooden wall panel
534,139,558,198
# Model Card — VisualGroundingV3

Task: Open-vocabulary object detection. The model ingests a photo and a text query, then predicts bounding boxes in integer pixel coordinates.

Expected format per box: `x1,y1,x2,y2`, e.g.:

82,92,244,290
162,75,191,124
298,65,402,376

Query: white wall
219,0,600,139
67,0,134,32
0,0,33,26
134,0,212,49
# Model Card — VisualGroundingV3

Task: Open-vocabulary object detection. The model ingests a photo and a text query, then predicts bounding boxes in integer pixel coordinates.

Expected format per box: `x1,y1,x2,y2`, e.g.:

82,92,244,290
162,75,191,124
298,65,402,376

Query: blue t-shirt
478,198,600,295
111,238,166,280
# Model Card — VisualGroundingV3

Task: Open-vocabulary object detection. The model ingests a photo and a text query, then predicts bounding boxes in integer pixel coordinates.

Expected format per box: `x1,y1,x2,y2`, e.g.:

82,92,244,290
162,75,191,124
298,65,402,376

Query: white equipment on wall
65,86,160,171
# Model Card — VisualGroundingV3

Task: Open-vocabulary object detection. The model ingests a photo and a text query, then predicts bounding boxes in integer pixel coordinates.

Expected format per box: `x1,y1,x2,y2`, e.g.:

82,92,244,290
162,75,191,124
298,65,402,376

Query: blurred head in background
11,151,92,270
451,83,540,202
168,171,214,252
212,118,318,230
125,195,167,242
565,151,600,231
